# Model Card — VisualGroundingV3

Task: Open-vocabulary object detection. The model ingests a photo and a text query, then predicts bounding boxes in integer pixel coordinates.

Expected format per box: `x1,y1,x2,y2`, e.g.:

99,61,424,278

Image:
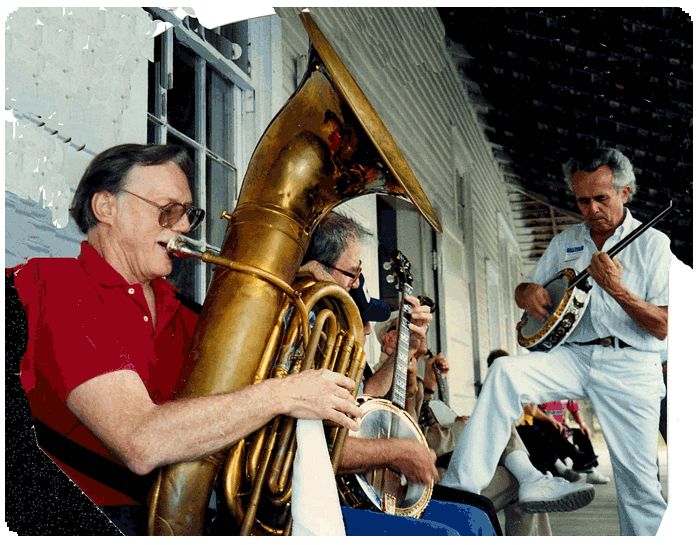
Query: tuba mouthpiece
165,235,221,259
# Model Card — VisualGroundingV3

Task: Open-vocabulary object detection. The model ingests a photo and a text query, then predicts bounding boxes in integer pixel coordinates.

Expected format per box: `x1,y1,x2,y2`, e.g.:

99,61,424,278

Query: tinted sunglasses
122,189,205,231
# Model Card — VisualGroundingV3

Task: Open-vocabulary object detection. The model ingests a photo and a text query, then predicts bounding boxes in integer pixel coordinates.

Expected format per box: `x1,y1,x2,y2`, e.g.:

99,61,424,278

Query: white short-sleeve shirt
526,208,672,352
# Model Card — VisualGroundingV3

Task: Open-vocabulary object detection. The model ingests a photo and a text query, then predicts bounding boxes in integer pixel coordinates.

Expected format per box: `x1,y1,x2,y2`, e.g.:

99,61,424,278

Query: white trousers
441,343,667,536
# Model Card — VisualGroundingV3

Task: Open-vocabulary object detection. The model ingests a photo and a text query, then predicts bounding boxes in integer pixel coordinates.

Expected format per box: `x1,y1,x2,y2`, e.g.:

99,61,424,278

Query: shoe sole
519,486,595,513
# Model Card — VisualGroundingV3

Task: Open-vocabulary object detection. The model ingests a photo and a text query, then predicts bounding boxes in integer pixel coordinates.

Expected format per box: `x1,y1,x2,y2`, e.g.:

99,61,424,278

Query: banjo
338,250,432,517
517,200,675,351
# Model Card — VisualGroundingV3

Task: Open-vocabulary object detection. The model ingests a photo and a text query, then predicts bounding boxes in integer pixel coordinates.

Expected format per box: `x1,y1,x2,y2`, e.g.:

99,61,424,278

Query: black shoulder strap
175,292,203,315
33,420,155,503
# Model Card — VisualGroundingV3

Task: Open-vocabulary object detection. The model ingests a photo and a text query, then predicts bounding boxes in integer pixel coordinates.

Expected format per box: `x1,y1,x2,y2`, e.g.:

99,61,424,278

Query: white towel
291,419,346,536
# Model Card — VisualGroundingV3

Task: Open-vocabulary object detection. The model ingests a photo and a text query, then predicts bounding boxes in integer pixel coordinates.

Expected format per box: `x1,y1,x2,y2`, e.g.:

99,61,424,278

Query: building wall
276,7,524,414
5,7,156,266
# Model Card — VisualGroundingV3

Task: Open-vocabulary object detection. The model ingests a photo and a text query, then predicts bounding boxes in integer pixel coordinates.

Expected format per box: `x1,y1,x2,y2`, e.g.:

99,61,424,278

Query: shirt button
143,316,149,322
128,288,135,295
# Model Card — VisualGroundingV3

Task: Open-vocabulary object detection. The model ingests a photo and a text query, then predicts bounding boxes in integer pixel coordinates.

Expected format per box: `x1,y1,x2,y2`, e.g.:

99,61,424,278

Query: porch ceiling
438,7,692,267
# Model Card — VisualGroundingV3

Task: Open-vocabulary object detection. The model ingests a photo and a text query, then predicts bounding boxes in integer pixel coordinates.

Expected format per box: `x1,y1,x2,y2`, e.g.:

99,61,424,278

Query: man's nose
589,200,602,214
172,214,191,233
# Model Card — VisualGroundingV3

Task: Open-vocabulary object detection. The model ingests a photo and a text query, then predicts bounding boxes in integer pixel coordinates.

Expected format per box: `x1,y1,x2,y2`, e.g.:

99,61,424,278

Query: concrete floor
514,434,669,537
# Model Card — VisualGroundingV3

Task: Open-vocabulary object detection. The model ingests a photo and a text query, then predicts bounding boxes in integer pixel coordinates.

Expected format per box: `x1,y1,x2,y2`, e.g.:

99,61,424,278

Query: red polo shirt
10,242,199,506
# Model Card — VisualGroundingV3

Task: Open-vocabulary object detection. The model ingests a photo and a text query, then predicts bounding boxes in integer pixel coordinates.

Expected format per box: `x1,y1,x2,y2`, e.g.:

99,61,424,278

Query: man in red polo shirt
10,143,362,533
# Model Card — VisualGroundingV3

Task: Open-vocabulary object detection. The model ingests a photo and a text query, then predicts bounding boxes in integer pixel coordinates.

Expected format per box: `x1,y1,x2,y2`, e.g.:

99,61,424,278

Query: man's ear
620,185,631,204
91,191,118,226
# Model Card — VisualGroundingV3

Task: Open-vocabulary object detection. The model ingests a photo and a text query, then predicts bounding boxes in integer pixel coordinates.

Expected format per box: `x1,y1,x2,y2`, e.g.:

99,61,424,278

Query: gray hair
563,147,636,201
302,211,371,269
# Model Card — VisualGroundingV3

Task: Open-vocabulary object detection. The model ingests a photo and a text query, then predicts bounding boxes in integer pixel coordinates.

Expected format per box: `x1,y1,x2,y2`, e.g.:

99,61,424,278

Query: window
146,9,253,302
486,257,504,351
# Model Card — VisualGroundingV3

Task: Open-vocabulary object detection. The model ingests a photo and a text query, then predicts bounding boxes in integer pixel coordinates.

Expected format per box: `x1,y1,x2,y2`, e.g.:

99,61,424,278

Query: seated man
299,212,497,536
372,316,594,535
9,144,363,535
529,400,611,484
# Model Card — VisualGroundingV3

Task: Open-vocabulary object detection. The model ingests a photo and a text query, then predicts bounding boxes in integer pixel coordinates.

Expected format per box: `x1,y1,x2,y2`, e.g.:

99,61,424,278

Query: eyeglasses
121,189,205,231
320,260,362,285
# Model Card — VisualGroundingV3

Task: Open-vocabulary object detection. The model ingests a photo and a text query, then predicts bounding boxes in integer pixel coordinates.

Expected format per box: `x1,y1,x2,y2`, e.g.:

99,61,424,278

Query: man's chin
155,259,173,279
154,244,174,278
588,220,610,232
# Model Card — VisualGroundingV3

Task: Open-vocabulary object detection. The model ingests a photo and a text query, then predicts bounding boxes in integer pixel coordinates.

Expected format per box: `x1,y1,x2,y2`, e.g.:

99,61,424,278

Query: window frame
146,9,253,302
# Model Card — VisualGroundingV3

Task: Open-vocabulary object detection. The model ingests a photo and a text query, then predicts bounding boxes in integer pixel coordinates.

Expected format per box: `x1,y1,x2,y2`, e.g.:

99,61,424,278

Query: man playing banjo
440,148,671,536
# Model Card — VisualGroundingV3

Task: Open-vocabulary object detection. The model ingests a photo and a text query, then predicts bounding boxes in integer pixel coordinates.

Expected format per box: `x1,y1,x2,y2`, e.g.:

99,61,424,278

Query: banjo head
343,397,432,517
517,268,586,351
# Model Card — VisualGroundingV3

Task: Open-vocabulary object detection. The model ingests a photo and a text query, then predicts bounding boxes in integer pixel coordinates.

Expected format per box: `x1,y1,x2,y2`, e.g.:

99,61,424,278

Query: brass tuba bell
147,11,442,536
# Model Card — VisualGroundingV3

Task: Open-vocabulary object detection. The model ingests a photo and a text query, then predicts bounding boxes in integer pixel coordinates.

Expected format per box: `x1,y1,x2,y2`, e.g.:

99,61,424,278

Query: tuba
147,11,442,536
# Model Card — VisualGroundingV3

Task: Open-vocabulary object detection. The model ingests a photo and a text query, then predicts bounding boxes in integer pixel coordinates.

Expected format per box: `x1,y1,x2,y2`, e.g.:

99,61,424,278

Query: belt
572,336,631,349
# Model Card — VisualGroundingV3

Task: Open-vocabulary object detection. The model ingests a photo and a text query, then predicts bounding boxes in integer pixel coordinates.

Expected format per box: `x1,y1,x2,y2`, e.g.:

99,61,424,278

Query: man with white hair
441,148,671,535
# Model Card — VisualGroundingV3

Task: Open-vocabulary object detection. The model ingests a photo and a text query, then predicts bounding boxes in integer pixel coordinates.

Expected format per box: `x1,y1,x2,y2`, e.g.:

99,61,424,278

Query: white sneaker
519,472,595,513
586,470,611,484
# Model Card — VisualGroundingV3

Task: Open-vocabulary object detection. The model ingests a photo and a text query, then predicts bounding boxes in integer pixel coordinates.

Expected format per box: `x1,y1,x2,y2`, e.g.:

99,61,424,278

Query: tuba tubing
222,276,366,536
148,11,442,536
151,239,366,536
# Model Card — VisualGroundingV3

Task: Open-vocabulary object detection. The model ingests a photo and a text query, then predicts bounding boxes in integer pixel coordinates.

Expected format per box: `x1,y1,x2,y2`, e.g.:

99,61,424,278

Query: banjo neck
383,249,415,411
569,200,675,291
339,248,434,519
389,282,413,410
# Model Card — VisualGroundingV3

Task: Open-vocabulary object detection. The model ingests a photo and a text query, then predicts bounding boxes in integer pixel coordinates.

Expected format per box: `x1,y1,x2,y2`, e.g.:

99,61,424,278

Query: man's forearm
120,379,291,475
608,287,668,340
339,434,439,485
338,437,400,474
362,354,396,397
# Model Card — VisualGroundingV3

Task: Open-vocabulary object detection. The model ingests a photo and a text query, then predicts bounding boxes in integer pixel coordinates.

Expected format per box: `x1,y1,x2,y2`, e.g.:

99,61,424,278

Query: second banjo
338,250,432,517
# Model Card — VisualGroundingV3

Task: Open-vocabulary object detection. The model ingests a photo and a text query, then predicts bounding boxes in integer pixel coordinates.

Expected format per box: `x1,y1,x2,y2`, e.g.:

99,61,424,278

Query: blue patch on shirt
566,246,584,253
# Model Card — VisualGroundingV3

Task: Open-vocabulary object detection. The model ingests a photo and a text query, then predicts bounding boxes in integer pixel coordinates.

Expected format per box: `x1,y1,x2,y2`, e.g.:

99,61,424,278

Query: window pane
207,67,234,162
206,157,235,285
167,42,197,141
164,133,198,300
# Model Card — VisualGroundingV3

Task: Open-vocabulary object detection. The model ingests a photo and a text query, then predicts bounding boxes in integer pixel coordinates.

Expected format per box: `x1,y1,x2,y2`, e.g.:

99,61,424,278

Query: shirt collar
77,241,177,299
78,241,128,287
619,207,636,234
608,207,638,245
